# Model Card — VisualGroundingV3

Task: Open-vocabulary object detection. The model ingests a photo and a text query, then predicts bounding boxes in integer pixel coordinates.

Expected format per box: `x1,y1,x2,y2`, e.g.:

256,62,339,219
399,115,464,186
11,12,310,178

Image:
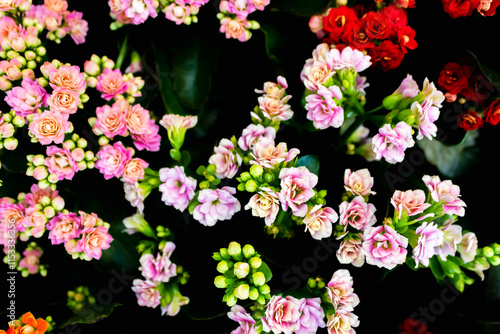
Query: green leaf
58,302,121,328
259,21,286,63
295,154,320,176
429,256,446,281
416,130,479,178
268,0,331,16
467,49,500,93
259,261,273,283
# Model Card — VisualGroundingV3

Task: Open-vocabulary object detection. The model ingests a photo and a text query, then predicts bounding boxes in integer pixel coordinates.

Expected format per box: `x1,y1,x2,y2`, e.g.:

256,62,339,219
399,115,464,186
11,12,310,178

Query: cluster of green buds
66,285,96,314
0,110,25,150
213,241,272,307
196,163,222,190
236,164,276,193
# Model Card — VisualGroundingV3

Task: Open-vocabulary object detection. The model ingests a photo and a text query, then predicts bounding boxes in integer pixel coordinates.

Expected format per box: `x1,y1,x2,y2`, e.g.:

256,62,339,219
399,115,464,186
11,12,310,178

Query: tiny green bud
249,287,259,300
217,260,230,274
489,255,500,266
258,284,270,295
245,179,258,192
219,247,231,260
214,275,228,288
212,252,222,261
234,262,250,279
242,244,255,258
249,256,262,269
227,241,242,259
483,246,494,258
234,283,250,300
263,172,274,183
206,164,217,175
252,271,266,287
249,164,263,179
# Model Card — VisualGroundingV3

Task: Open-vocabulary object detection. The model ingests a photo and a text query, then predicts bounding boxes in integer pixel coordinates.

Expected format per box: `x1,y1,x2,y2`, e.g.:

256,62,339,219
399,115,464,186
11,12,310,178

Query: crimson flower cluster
441,0,500,18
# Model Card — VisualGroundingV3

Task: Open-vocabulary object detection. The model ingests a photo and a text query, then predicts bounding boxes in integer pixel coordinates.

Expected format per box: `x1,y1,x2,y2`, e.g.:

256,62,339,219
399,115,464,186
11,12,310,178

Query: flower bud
249,164,263,179
234,262,250,279
483,246,494,258
12,115,25,128
47,173,59,183
258,284,270,295
214,275,228,288
228,241,242,259
234,283,249,300
242,244,255,258
44,206,56,219
263,172,274,183
252,271,266,287
245,179,258,192
249,287,259,300
33,166,48,180
217,260,230,274
51,196,65,211
219,247,230,260
2,137,17,150
239,171,252,182
206,164,217,175
249,256,262,269
225,294,237,307
382,94,401,111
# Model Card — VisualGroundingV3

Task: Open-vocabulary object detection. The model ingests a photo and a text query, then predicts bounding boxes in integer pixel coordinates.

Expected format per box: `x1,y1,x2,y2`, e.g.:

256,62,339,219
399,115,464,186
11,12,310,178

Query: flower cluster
309,2,417,71
441,0,500,18
217,0,270,42
0,311,52,334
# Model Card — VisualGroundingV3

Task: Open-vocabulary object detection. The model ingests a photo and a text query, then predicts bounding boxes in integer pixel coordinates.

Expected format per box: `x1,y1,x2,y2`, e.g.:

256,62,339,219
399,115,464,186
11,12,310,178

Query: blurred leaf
259,21,286,63
296,154,320,176
416,130,479,178
268,0,331,16
467,49,500,93
58,302,121,328
259,261,274,283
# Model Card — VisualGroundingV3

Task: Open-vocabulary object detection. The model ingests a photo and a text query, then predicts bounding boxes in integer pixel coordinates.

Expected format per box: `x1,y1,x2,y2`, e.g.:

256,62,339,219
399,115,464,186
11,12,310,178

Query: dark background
1,0,500,333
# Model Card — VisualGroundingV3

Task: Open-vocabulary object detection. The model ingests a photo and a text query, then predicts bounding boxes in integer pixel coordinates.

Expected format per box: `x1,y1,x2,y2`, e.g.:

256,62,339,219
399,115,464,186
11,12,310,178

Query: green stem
115,29,129,70
366,104,385,115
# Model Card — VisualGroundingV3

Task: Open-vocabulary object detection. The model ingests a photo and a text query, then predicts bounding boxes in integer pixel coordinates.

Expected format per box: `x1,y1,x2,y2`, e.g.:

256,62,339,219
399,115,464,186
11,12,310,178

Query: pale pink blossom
76,226,113,260
79,211,101,228
219,17,252,42
250,137,299,169
416,78,445,109
327,46,372,72
121,0,158,24
261,295,302,333
0,58,22,81
0,121,14,138
122,157,148,184
95,141,133,180
237,123,276,151
220,0,255,19
303,205,338,240
309,14,325,38
300,58,335,92
435,218,462,261
44,145,79,180
391,189,431,219
64,10,88,44
244,187,280,226
96,68,127,100
337,237,365,267
277,166,318,217
29,110,70,145
0,202,25,234
124,182,146,214
326,269,360,311
132,279,160,308
4,77,47,118
326,308,359,334
227,304,257,334
250,0,270,11
48,64,86,93
139,242,177,283
208,138,242,179
159,113,197,149
192,186,241,226
305,84,344,129
343,168,375,196
412,221,444,268
131,119,161,151
158,165,197,212
338,196,376,233
362,224,408,270
422,175,466,217
164,0,191,25
254,76,288,99
411,98,440,140
393,74,420,99
457,232,478,263
46,212,81,245
297,298,326,333
48,86,81,116
371,121,415,164
257,94,293,121
0,0,21,11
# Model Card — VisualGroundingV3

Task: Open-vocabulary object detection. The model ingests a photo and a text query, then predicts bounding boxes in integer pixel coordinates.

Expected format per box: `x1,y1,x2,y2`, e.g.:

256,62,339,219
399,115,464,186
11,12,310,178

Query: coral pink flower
64,10,88,44
338,196,376,233
46,212,82,245
422,175,466,217
362,224,408,270
47,86,80,117
255,76,288,99
337,237,365,267
220,0,256,19
48,64,86,93
208,138,242,179
121,0,158,24
305,84,344,129
257,94,293,122
0,0,21,11
29,110,70,145
219,17,252,42
24,183,61,207
326,269,360,311
192,186,241,226
132,279,161,308
0,58,22,81
435,218,462,261
125,103,151,135
244,187,280,226
371,121,415,164
227,304,257,334
76,226,113,260
326,307,360,334
277,166,318,217
412,221,444,268
18,246,43,274
96,68,127,100
164,0,191,25
237,123,276,151
95,141,133,180
22,208,48,238
122,157,148,184
303,205,338,240
457,232,478,263
0,202,25,233
250,137,299,169
158,165,197,212
44,145,79,180
5,77,47,118
261,295,302,333
343,168,375,197
131,119,161,151
139,242,177,283
391,189,431,219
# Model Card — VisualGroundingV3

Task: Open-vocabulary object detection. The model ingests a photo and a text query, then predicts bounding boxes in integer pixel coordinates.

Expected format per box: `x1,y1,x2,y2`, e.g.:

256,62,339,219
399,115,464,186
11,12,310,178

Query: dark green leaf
268,0,331,16
295,154,320,176
259,21,286,63
58,302,121,328
259,261,274,283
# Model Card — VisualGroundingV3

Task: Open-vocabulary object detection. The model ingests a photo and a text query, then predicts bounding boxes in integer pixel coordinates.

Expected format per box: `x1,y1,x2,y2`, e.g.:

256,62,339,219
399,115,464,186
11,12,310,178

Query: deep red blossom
367,40,405,71
397,25,417,52
457,110,484,131
398,318,433,334
341,22,375,51
362,11,393,40
478,0,500,16
380,4,409,32
322,6,360,44
437,62,473,95
442,0,481,18
483,99,500,125
461,72,495,105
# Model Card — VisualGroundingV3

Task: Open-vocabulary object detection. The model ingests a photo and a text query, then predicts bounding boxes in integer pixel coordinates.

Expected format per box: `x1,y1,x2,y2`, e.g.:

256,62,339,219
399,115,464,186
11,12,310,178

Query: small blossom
362,224,408,270
208,138,242,179
277,166,318,217
422,175,466,217
326,269,360,311
96,67,128,100
132,279,160,308
95,141,133,180
257,94,293,122
94,103,128,138
193,186,241,226
338,196,377,232
326,308,360,334
4,77,47,118
227,304,257,334
303,205,338,240
48,86,81,116
48,64,86,94
219,17,252,42
158,165,197,212
237,123,276,151
250,137,299,169
121,0,158,24
29,110,70,145
337,237,365,267
159,113,198,150
261,295,302,333
139,242,177,283
390,189,430,219
244,187,280,226
372,121,415,164
435,218,462,261
457,232,478,263
46,212,82,245
76,225,113,260
305,84,344,129
44,145,79,180
343,168,375,197
412,221,445,268
122,157,148,184
131,119,161,152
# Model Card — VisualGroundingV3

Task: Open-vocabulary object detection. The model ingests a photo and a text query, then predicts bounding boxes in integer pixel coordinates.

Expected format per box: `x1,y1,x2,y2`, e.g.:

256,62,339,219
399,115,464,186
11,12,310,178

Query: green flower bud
234,283,250,300
489,255,500,266
217,260,230,274
225,294,237,307
249,164,263,179
249,256,262,269
239,171,252,182
483,246,494,258
258,284,270,295
252,271,266,287
257,294,266,305
263,172,274,183
43,206,56,219
228,241,242,259
242,244,255,258
492,243,500,255
249,287,259,300
214,275,228,288
212,252,223,261
245,179,258,192
219,247,231,260
206,164,217,175
234,262,250,279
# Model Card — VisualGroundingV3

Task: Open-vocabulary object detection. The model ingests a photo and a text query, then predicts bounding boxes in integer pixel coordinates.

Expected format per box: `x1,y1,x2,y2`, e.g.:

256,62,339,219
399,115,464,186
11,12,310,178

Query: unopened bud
483,246,494,258
252,271,266,287
249,164,263,179
214,275,228,288
245,179,258,192
234,262,250,279
234,283,249,300
249,256,262,269
228,241,242,259
217,260,230,274
242,244,255,258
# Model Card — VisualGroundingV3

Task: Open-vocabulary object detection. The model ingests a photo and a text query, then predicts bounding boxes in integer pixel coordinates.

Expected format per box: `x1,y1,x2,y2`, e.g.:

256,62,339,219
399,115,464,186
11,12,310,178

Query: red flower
437,62,473,95
368,40,405,71
483,99,500,125
457,110,484,130
322,6,360,44
478,0,500,16
398,318,428,334
341,22,375,51
380,4,409,32
397,25,418,52
362,11,392,40
461,72,496,105
442,0,481,18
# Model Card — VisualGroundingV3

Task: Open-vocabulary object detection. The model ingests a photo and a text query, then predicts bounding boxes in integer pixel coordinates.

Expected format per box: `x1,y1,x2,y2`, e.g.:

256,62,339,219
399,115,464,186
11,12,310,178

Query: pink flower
277,166,318,217
254,76,288,99
48,86,81,117
76,226,113,260
257,94,293,121
18,246,43,275
337,237,365,267
244,187,280,226
416,78,445,109
124,182,146,214
121,0,158,24
48,64,86,94
159,113,197,149
24,183,61,207
390,189,431,219
46,212,81,245
192,186,241,226
122,157,148,184
393,74,420,99
362,224,408,270
164,0,191,25
422,175,466,217
250,137,299,169
132,279,160,308
297,297,326,333
0,202,25,235
343,168,375,197
237,123,276,151
125,103,151,135
64,11,88,44
371,121,415,164
326,308,359,334
139,242,177,283
227,304,257,334
303,205,338,240
305,84,344,129
220,0,256,19
21,208,47,238
412,222,444,268
261,295,302,333
435,219,462,261
300,58,334,92
96,68,127,100
158,165,197,212
328,46,372,72
219,17,252,42
131,119,161,151
95,141,133,180
326,269,360,311
208,138,242,179
4,77,47,118
457,232,478,263
338,196,376,232
411,98,440,140
29,110,70,145
0,0,21,11
44,145,79,180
